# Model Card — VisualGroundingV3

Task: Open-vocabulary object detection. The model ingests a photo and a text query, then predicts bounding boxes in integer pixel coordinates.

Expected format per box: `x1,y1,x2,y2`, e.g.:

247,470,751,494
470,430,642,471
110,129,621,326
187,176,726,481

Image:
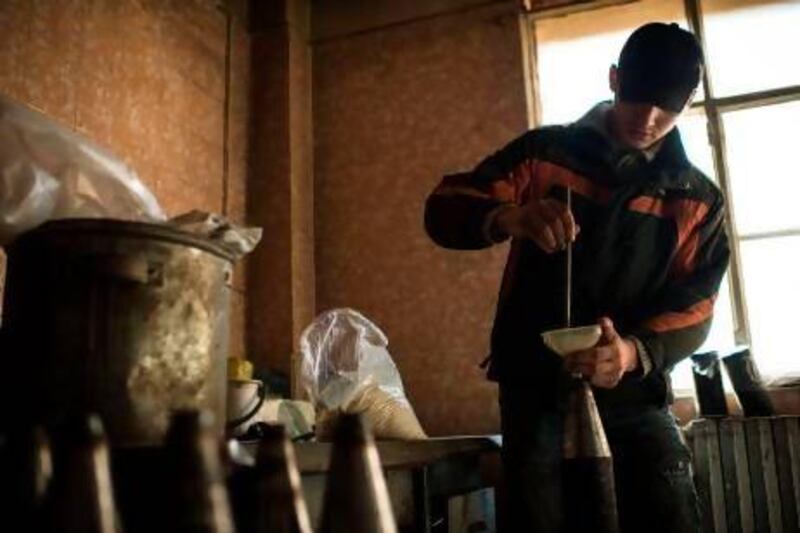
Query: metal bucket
0,219,234,445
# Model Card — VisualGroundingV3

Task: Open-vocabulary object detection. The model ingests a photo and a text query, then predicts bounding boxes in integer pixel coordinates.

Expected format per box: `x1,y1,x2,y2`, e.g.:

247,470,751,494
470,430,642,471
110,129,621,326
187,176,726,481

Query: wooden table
240,436,503,532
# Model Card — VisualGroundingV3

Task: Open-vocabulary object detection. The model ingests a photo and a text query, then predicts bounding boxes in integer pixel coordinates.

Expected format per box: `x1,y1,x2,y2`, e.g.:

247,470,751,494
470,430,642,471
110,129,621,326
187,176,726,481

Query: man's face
608,65,688,150
610,100,681,150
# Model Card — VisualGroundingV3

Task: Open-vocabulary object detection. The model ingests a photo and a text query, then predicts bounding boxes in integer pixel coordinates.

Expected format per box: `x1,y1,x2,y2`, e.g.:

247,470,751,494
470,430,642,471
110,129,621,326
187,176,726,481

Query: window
524,0,800,391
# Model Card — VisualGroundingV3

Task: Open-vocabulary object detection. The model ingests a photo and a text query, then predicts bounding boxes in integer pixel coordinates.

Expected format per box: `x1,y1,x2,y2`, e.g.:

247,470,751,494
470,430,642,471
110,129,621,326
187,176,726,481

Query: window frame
522,0,800,354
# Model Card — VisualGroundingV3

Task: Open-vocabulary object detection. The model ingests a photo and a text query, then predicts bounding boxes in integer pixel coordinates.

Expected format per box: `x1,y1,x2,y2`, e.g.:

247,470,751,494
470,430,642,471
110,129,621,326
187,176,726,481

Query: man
425,23,729,532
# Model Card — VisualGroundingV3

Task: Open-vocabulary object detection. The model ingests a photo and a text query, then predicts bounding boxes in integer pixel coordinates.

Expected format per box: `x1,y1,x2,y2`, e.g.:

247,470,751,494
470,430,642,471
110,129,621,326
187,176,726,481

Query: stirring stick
565,187,572,329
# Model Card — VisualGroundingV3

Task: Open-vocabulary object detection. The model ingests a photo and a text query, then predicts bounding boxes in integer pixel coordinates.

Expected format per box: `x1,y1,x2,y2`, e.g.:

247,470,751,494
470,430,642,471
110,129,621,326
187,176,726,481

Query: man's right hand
492,199,579,253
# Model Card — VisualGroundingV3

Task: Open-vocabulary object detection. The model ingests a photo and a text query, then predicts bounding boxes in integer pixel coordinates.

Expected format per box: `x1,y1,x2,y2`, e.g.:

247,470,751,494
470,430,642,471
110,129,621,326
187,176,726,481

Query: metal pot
0,219,234,445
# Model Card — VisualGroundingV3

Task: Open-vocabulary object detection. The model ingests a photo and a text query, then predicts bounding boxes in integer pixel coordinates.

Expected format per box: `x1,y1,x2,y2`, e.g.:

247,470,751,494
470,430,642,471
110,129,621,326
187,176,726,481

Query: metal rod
566,187,572,328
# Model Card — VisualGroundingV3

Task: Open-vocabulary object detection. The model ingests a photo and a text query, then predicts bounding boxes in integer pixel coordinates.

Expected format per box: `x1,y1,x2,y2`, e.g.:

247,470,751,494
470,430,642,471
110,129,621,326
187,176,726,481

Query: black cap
617,23,704,112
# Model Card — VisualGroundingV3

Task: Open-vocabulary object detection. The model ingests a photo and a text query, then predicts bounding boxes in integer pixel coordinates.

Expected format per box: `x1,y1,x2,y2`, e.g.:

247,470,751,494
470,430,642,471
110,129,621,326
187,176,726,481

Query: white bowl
541,325,602,357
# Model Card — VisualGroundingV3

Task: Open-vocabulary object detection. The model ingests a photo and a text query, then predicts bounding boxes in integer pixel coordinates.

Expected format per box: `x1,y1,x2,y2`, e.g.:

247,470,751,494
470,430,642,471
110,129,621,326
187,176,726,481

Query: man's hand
493,199,579,253
564,317,639,389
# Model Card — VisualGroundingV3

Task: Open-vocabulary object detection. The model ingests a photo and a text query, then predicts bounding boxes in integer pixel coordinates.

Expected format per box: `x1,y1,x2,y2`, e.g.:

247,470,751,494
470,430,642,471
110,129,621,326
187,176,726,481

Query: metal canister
164,410,235,533
254,424,312,533
43,415,121,533
0,219,234,445
691,351,729,417
0,424,52,528
562,378,620,533
320,414,398,533
721,348,775,417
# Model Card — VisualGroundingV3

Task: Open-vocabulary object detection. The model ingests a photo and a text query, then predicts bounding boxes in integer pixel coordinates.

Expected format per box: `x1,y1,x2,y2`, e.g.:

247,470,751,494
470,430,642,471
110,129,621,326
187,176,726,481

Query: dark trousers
499,385,701,533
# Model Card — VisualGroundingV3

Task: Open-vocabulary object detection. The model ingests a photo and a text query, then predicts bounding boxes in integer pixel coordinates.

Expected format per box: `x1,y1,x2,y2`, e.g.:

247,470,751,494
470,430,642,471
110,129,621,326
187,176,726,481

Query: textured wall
313,2,528,435
0,0,250,356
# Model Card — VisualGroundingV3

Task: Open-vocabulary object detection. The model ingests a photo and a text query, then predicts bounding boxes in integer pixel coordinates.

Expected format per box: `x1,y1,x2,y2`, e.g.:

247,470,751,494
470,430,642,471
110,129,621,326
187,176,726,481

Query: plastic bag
168,210,262,261
299,308,427,440
0,95,165,245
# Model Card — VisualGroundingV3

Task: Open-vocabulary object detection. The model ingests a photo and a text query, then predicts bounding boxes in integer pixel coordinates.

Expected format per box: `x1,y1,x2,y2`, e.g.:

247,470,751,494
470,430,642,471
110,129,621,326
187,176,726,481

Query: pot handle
226,381,267,432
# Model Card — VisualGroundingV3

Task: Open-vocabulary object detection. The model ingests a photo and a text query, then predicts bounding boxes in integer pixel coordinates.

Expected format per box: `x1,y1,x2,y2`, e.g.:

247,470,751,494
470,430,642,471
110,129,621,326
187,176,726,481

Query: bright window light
703,0,800,97
724,101,800,236
740,236,800,379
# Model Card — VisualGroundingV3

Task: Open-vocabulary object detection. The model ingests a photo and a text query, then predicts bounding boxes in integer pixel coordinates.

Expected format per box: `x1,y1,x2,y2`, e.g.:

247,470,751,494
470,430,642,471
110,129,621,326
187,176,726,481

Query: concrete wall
0,0,251,357
312,1,529,435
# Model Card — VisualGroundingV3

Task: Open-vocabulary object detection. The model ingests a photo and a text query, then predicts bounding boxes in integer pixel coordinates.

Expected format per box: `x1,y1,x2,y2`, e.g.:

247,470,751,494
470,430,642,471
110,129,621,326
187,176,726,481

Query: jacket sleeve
630,192,731,373
424,131,539,250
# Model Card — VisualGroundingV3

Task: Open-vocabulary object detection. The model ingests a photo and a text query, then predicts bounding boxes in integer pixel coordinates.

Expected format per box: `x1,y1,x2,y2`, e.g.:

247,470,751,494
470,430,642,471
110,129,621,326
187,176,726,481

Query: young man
425,23,729,532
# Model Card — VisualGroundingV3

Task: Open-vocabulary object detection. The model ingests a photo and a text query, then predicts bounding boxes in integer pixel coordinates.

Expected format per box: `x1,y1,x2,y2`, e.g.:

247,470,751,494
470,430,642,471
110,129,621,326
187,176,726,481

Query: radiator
686,416,800,533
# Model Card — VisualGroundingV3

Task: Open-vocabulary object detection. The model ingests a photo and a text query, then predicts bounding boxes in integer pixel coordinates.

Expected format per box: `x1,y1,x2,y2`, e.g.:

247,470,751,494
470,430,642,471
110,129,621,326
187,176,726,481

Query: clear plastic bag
168,210,262,261
299,308,426,440
0,95,165,245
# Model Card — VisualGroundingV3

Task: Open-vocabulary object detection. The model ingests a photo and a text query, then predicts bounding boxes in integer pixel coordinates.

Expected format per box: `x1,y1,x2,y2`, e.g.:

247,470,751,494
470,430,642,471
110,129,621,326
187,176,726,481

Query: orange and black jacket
424,116,730,408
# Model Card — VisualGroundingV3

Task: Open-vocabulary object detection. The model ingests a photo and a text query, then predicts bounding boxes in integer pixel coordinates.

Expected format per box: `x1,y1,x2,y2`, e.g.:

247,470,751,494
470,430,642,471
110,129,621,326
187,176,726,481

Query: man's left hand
564,317,639,389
